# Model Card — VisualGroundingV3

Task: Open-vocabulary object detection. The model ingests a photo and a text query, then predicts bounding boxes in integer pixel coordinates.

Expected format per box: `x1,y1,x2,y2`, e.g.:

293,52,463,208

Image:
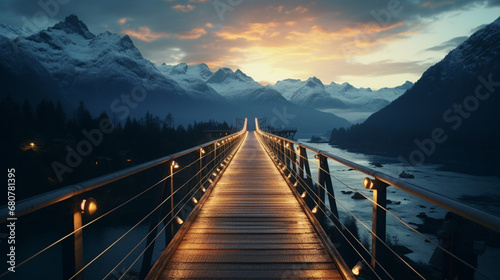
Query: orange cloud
117,17,132,25
175,27,207,39
172,4,195,12
215,22,280,41
122,26,170,42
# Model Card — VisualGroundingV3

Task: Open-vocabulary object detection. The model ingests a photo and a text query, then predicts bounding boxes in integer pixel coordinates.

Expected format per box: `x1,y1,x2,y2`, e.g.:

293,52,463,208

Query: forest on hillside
1,95,232,200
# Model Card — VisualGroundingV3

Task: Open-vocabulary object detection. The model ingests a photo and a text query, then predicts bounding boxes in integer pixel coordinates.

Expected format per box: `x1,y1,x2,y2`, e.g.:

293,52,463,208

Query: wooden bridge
2,118,500,280
146,132,350,279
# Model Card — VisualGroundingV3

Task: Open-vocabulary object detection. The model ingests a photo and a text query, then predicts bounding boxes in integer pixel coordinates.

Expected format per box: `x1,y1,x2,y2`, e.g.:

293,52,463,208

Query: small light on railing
192,197,198,204
208,178,213,184
175,216,184,225
285,143,289,148
287,173,292,178
200,148,206,154
171,161,179,169
220,163,225,167
312,205,318,214
352,261,365,276
216,168,221,172
212,172,217,177
296,147,300,155
293,182,298,187
301,192,306,198
363,177,374,189
201,186,207,192
281,166,286,171
217,142,221,147
81,198,97,215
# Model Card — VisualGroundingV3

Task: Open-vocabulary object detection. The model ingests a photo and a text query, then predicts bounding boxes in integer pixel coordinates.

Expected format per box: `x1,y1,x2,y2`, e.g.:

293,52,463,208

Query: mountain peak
51,14,94,40
305,76,324,89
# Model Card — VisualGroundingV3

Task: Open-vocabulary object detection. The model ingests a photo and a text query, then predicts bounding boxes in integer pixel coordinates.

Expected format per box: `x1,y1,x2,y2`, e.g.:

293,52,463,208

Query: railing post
199,148,205,190
365,179,389,277
140,163,170,280
297,146,313,197
315,155,328,226
62,198,84,280
170,161,179,238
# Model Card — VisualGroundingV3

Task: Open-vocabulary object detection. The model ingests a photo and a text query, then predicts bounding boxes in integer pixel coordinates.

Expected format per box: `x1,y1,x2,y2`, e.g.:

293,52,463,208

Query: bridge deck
157,132,342,279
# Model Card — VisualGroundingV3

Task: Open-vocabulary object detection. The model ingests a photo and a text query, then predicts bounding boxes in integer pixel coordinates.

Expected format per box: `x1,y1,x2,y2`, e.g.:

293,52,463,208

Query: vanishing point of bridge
2,118,500,280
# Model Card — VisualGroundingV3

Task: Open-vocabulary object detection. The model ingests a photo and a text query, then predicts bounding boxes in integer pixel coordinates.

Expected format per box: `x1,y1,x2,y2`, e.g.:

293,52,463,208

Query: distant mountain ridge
0,15,351,136
270,76,413,111
330,16,500,171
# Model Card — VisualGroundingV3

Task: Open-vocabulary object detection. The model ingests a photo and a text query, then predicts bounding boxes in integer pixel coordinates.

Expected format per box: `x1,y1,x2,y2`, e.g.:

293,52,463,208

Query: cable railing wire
283,142,490,279
0,124,246,279
257,130,493,280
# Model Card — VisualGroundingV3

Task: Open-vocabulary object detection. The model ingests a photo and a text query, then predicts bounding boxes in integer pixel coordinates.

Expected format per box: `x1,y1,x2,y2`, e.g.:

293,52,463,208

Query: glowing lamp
364,177,374,189
293,182,298,187
201,186,207,193
200,148,205,154
175,216,184,225
352,261,365,276
208,178,213,184
30,142,35,147
363,177,388,190
312,205,318,214
171,161,179,169
192,197,198,204
287,173,291,178
81,198,97,215
301,192,306,198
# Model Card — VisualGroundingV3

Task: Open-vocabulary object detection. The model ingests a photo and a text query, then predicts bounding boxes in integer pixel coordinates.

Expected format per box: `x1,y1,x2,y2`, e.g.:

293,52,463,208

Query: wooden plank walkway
157,132,343,279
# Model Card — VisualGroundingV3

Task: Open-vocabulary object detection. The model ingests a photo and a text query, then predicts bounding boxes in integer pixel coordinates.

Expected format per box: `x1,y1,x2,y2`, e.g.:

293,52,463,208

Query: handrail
255,117,500,233
0,118,248,223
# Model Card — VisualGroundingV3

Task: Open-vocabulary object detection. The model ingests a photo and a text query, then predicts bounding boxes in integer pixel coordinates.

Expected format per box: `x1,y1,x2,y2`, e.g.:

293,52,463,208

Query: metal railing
255,118,500,280
0,119,247,280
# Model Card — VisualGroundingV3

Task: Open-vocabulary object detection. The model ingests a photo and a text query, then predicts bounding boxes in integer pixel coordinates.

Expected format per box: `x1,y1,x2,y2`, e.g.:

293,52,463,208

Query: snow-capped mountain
0,15,351,136
156,63,223,101
271,76,413,111
271,77,346,108
331,16,500,161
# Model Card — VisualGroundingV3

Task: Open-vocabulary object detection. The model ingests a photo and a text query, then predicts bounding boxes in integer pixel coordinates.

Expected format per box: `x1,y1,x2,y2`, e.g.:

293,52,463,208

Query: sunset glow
1,0,499,89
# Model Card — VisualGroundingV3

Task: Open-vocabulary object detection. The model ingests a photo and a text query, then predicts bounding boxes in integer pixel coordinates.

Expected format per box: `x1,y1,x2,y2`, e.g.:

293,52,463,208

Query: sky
1,0,499,89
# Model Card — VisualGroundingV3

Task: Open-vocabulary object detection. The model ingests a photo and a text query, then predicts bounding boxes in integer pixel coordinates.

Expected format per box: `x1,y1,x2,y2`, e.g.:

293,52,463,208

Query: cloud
175,26,207,39
117,17,132,25
122,26,170,42
172,4,195,12
425,36,468,52
0,0,498,88
285,5,308,15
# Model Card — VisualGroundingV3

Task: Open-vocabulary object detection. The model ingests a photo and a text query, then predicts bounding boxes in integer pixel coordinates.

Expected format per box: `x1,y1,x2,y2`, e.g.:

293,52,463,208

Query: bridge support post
62,198,84,280
140,163,170,280
317,155,339,229
297,146,313,200
367,179,388,278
